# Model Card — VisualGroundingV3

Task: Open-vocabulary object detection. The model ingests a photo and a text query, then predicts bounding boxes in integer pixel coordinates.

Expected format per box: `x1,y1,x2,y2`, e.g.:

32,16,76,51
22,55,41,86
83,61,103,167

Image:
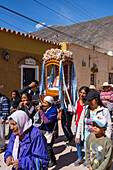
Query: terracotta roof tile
0,27,61,46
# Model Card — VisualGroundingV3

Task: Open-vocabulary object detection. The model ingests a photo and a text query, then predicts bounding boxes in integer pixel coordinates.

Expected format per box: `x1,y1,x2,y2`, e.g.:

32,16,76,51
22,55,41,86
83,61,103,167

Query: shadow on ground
54,135,65,144
53,145,66,155
51,151,78,170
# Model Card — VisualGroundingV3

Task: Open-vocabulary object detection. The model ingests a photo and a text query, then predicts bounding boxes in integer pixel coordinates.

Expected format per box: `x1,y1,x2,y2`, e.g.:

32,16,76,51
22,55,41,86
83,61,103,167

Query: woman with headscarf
36,96,58,168
4,110,49,170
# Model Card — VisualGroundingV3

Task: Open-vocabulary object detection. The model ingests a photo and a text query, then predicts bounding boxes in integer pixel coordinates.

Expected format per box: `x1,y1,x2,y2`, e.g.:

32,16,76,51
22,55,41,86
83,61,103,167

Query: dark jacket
10,97,21,113
20,85,39,101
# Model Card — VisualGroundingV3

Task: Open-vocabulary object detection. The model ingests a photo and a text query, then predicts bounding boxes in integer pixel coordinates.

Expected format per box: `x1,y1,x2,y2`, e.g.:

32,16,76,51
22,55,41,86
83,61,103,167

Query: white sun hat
89,85,96,90
102,82,110,87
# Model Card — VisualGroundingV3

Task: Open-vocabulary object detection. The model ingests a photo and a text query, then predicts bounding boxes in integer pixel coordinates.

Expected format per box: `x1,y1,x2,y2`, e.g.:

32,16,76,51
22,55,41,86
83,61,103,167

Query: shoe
83,161,86,167
47,148,56,168
47,161,56,167
0,146,6,153
74,159,83,166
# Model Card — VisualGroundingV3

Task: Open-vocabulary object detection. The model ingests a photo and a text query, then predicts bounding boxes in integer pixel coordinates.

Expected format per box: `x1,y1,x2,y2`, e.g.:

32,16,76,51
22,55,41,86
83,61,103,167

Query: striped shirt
100,90,113,107
0,93,9,120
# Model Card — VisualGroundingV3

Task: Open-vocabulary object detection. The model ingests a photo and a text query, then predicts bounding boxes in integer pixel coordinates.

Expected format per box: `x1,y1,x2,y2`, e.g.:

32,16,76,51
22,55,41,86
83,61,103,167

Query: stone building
0,27,60,98
61,42,113,90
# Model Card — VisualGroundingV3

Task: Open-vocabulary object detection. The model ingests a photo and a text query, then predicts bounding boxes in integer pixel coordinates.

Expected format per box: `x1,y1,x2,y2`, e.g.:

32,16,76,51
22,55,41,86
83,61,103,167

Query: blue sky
0,0,113,33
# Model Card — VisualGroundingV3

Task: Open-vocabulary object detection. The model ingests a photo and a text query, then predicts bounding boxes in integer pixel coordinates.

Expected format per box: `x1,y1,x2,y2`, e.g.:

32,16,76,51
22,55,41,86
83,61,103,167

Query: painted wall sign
25,58,36,65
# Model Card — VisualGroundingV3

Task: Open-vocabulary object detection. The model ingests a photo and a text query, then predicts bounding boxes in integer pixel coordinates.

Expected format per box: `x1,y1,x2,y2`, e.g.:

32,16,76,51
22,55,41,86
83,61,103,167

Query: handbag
43,131,54,144
33,110,43,127
41,123,57,144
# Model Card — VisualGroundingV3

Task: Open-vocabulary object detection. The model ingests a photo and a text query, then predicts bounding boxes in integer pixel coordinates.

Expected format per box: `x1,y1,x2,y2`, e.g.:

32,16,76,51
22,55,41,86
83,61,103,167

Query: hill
29,16,113,53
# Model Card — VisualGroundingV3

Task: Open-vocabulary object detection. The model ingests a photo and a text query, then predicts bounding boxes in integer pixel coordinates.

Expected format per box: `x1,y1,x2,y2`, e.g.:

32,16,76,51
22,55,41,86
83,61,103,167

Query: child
86,115,112,170
18,92,35,121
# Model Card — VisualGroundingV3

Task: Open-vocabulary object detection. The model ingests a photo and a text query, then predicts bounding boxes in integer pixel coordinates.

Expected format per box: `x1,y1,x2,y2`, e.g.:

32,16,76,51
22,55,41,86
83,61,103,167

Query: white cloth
44,96,54,104
8,110,32,160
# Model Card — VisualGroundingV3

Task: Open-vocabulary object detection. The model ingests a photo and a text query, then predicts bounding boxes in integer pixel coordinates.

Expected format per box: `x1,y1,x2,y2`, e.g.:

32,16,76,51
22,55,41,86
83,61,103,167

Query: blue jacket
41,104,58,132
4,126,49,170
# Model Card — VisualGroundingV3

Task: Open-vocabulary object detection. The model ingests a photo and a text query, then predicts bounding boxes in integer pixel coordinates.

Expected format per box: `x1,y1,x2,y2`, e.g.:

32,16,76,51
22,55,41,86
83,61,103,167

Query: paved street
0,116,112,170
0,117,88,170
48,117,88,170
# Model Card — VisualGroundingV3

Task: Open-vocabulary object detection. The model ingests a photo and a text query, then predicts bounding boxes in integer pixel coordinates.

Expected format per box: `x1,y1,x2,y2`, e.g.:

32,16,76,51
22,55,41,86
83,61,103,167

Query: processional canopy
40,48,77,109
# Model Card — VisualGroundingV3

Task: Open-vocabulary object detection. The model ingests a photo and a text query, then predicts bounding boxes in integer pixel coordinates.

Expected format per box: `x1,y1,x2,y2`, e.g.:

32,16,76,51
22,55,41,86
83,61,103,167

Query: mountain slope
29,16,113,53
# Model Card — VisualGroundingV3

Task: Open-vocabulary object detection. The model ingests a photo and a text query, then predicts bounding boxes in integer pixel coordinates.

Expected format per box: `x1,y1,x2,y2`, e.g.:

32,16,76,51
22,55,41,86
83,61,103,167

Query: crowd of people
0,81,112,170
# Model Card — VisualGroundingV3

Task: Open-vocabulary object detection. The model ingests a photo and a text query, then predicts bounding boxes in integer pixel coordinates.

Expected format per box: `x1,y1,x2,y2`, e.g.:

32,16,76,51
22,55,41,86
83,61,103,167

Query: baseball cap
86,90,100,100
92,115,107,127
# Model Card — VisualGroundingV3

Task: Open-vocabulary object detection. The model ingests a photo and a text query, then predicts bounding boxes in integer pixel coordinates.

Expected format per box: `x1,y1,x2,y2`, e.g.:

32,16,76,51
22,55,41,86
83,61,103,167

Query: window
91,74,96,86
109,73,113,84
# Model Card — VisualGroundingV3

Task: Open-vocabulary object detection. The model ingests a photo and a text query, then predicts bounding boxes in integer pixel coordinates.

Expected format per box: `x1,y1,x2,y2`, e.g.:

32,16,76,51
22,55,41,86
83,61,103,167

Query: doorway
23,68,35,87
90,73,96,86
21,65,39,89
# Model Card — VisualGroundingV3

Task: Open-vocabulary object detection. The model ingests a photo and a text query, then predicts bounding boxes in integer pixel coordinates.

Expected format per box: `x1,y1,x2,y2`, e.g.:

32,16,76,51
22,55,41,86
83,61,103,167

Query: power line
32,0,112,52
70,0,97,19
33,0,93,31
1,4,112,38
0,9,36,27
0,18,27,33
0,5,111,52
57,0,113,48
0,5,94,44
1,4,113,44
64,0,94,20
0,5,49,29
64,0,106,27
33,0,109,35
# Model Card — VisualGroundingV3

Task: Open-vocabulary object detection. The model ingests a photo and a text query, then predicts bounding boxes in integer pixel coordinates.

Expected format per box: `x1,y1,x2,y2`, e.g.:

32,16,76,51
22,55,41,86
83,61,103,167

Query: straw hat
102,82,110,87
0,85,4,89
89,85,96,90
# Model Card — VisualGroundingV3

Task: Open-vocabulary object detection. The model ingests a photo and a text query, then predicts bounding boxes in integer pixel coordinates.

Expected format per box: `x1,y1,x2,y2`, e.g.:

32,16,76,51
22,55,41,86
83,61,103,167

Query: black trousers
47,137,56,163
61,109,73,141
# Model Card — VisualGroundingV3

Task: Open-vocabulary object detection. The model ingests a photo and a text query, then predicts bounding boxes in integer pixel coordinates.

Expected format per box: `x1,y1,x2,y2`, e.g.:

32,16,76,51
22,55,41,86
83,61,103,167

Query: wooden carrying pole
27,99,60,106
